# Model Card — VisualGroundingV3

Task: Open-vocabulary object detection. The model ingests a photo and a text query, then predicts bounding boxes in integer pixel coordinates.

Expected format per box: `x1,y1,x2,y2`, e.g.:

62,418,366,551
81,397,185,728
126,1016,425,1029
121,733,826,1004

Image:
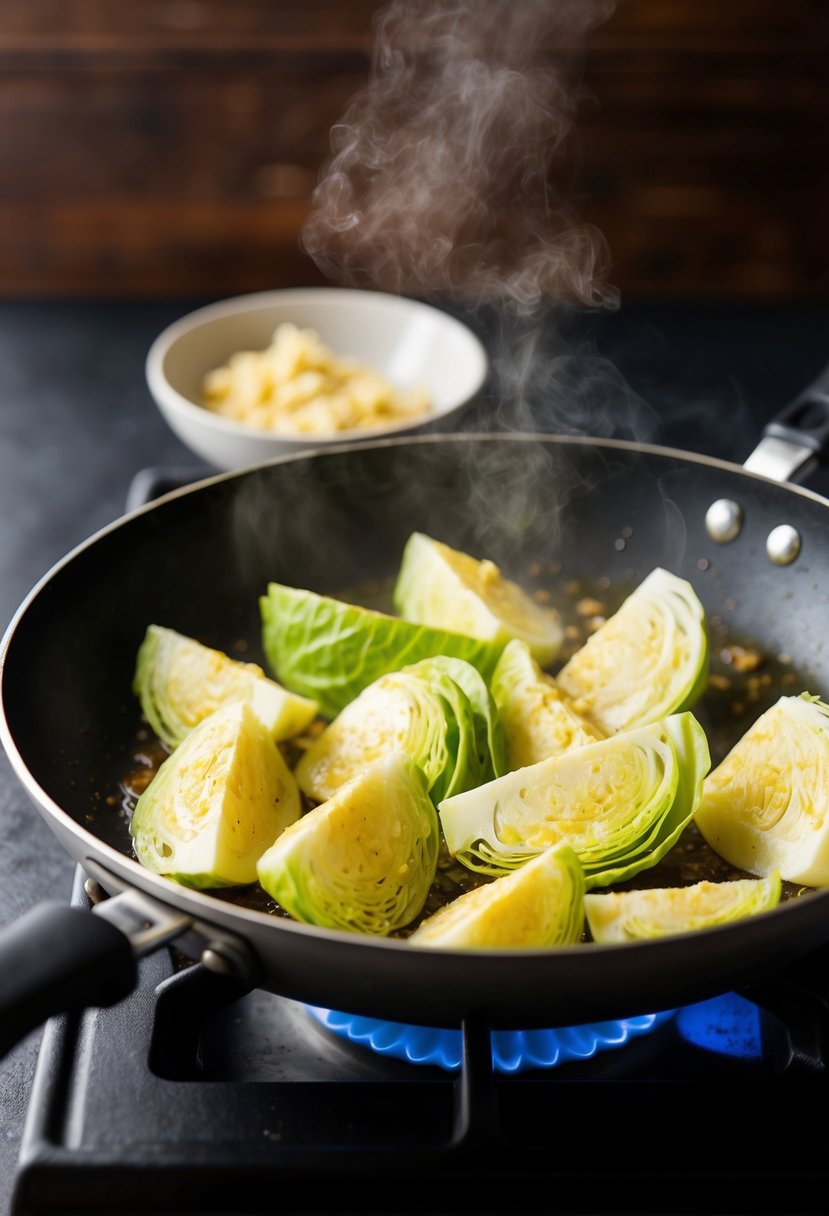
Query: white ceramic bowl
145,287,489,471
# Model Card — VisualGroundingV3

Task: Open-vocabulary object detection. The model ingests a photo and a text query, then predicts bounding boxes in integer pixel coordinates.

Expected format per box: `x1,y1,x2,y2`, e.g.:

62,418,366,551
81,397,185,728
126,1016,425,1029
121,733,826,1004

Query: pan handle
743,371,829,483
0,902,136,1058
0,887,190,1059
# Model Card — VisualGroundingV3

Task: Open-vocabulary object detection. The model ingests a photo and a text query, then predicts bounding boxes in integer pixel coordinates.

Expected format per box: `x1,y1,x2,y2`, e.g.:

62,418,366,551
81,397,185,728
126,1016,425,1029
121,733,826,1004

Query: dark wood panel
2,0,828,52
0,66,366,201
0,1,383,48
0,200,334,297
0,0,827,300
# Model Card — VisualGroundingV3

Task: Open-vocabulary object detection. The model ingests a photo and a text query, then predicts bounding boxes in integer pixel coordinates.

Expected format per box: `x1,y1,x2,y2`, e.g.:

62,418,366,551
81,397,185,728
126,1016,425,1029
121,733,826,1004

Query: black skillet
3,371,829,1061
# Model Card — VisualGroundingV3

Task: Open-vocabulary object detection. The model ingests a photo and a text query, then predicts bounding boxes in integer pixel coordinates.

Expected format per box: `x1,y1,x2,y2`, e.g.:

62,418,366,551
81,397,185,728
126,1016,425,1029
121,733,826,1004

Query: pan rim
3,429,829,963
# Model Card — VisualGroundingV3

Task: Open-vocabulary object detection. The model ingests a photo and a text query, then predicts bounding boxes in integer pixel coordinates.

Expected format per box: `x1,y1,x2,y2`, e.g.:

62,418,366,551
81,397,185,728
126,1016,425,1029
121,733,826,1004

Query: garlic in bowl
145,287,489,471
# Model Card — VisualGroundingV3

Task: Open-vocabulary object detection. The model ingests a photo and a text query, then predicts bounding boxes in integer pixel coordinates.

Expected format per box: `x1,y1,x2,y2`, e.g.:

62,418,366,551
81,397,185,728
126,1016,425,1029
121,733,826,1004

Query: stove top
14,866,829,1216
12,461,829,1216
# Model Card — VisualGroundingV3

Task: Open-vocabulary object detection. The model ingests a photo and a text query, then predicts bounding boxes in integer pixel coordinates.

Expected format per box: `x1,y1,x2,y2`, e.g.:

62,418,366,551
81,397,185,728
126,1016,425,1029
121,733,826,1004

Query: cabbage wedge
695,693,829,886
491,638,602,770
256,753,439,936
130,700,301,889
409,845,585,949
555,567,708,734
295,655,504,805
260,582,505,721
393,531,564,667
408,655,508,782
585,873,782,944
438,712,710,890
134,623,318,749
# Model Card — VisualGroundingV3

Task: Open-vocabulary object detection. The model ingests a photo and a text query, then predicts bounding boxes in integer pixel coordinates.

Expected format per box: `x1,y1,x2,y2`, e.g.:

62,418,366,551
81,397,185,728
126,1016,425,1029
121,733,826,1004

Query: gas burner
306,1004,675,1071
13,871,829,1216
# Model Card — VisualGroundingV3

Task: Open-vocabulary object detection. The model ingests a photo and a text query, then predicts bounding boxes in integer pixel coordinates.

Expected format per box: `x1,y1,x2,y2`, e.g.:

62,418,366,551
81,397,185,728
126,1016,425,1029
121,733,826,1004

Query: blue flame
309,992,764,1071
307,1007,676,1072
674,991,762,1060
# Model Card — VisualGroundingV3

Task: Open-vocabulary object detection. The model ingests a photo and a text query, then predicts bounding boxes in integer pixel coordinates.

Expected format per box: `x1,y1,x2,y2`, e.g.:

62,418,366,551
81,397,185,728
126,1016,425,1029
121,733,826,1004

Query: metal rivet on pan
766,524,801,565
705,499,744,543
201,946,238,976
83,878,108,906
201,941,255,981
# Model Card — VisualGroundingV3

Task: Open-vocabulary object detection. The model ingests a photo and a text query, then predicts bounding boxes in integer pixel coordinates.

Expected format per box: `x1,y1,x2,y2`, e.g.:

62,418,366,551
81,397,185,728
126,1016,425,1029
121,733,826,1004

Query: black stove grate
14,866,829,1216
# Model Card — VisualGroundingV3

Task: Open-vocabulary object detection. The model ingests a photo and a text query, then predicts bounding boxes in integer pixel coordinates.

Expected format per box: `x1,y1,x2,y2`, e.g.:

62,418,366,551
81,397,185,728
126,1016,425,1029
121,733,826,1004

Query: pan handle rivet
83,878,108,906
201,941,256,981
201,946,238,977
767,524,801,565
705,499,744,543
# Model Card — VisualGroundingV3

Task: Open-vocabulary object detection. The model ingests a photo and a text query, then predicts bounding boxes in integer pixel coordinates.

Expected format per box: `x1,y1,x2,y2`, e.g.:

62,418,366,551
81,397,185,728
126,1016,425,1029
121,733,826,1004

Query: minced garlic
202,322,432,436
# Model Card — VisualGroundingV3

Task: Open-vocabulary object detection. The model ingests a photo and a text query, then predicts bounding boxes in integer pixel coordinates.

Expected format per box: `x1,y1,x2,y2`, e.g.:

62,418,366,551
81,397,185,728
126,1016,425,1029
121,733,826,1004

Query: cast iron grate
14,867,829,1216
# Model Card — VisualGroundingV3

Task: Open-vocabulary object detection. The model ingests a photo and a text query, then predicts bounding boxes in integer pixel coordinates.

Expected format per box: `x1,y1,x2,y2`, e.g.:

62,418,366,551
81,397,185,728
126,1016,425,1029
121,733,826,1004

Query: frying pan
3,371,829,1061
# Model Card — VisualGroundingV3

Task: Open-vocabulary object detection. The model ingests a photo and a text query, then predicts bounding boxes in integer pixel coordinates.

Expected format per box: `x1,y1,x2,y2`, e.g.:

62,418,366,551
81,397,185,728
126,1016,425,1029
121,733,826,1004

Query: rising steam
301,0,619,312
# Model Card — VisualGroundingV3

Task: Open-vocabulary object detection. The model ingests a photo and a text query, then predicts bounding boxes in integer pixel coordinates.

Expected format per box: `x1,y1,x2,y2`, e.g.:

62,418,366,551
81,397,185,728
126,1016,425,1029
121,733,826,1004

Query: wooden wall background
1,0,828,301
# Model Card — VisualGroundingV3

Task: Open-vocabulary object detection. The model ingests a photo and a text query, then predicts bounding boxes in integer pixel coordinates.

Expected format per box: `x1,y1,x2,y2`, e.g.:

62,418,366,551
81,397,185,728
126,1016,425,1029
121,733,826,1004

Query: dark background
1,0,828,303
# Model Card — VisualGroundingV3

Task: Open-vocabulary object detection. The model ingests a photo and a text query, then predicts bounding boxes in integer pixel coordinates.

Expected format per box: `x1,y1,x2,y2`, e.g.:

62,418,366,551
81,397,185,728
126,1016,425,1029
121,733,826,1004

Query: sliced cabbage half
695,693,829,886
438,711,710,889
555,567,708,734
296,655,505,805
409,845,585,949
407,655,508,781
134,624,318,749
260,582,505,721
130,700,301,889
491,638,602,770
392,531,564,667
585,873,782,944
256,753,439,936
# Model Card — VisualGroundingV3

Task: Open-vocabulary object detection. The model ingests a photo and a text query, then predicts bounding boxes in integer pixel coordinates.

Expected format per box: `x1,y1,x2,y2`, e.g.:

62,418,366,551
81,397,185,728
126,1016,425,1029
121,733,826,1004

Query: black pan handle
765,382,829,455
745,367,829,483
0,880,195,1060
0,901,136,1058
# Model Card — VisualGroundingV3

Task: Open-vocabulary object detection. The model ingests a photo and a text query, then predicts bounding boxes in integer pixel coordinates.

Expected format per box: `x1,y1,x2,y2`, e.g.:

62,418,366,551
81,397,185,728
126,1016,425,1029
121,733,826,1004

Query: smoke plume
301,0,619,313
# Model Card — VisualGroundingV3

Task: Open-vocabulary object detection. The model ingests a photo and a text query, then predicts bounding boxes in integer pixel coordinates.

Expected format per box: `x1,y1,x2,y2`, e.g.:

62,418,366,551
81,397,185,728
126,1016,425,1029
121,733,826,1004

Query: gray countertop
0,300,204,1212
1,296,829,1213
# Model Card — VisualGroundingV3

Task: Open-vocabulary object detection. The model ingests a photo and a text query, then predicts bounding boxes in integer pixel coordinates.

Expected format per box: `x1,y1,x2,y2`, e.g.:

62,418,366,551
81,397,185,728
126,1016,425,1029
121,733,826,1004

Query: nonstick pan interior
4,433,829,1028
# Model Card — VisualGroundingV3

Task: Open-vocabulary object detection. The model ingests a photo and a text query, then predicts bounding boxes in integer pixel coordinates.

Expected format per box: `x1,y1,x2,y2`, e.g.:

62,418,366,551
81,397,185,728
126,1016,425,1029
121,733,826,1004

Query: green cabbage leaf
260,582,505,721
